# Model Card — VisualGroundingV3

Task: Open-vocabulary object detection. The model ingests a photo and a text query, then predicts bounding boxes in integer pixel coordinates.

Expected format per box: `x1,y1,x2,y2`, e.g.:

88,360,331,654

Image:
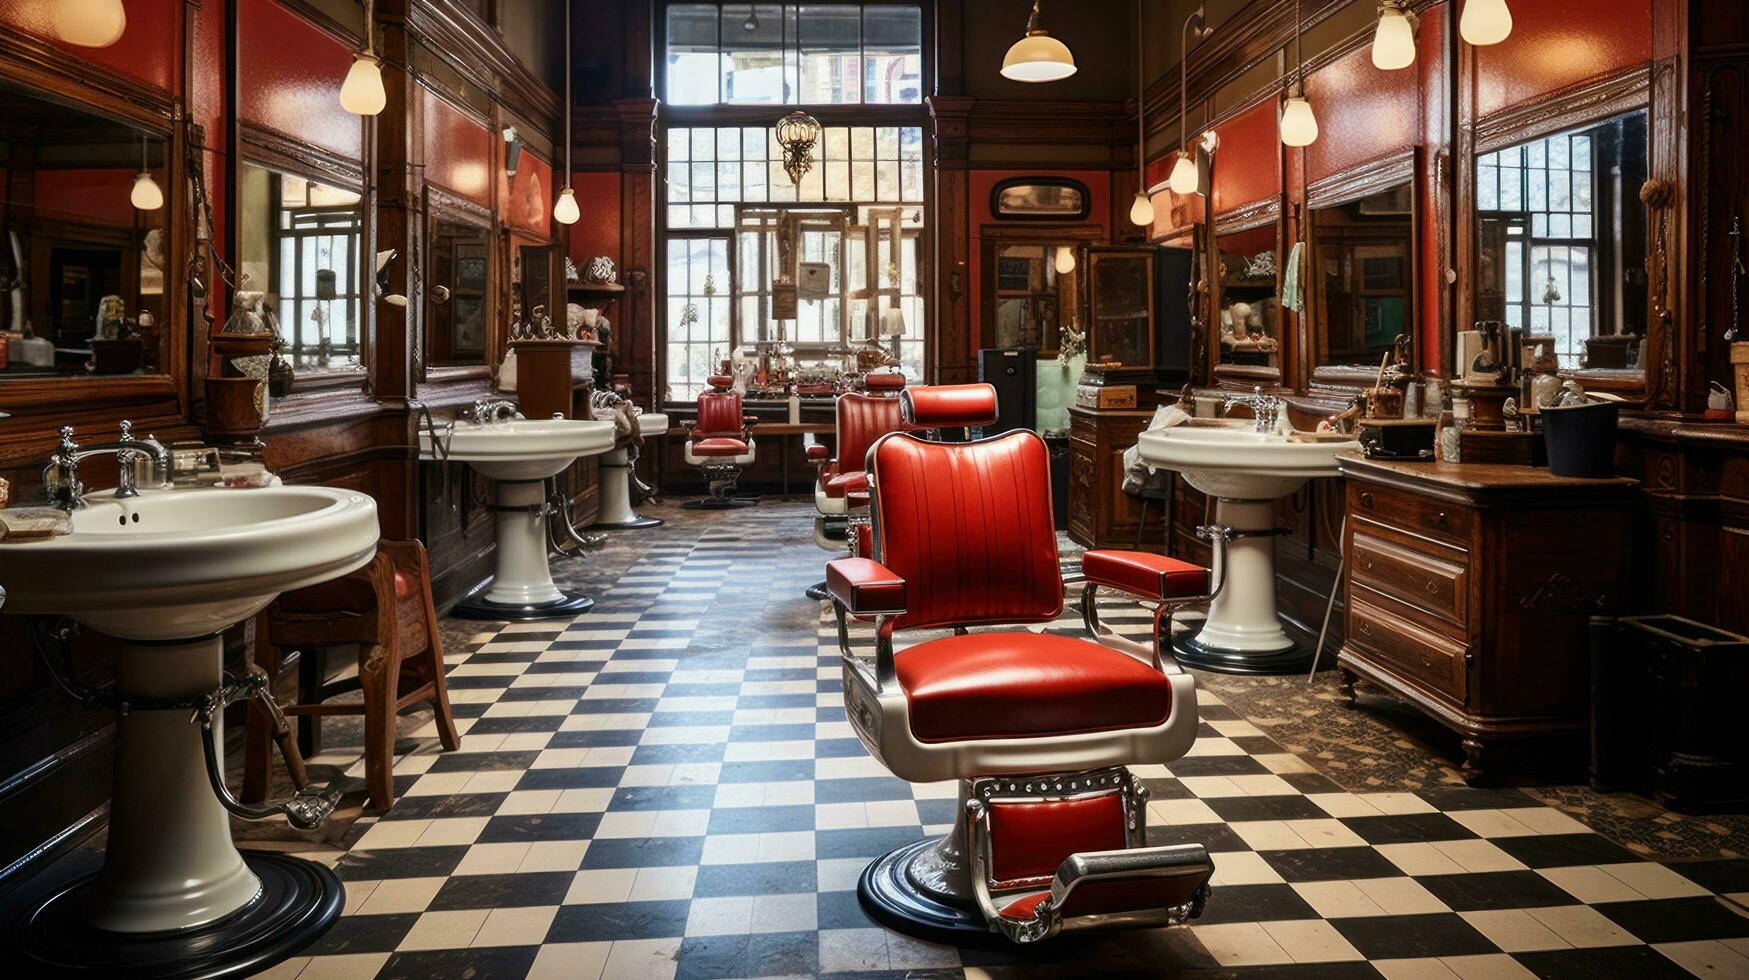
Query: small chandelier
775,110,822,188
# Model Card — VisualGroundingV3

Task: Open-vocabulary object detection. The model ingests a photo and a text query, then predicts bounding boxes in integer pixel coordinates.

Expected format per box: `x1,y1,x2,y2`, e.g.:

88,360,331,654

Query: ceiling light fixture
1000,1,1076,83
55,0,127,48
340,0,386,115
1372,0,1417,70
775,110,822,187
1168,6,1211,196
744,6,759,32
1279,0,1318,147
130,136,163,211
554,0,579,225
1128,0,1154,227
1460,0,1513,46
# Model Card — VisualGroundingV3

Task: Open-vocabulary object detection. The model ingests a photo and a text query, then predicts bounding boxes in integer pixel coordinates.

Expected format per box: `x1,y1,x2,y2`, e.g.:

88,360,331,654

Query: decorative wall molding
1304,149,1416,211
1471,64,1651,155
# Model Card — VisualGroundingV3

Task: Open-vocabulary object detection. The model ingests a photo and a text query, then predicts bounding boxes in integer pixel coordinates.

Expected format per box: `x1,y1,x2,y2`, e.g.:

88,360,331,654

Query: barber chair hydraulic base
452,479,594,621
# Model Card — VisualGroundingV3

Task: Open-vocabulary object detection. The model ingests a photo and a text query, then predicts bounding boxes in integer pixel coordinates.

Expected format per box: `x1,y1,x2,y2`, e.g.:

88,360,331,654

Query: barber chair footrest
990,844,1213,942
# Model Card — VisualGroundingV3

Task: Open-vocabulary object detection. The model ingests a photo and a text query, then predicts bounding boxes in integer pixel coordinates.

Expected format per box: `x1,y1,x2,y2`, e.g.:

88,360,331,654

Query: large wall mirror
1308,172,1416,384
424,189,493,374
0,85,172,377
1474,108,1648,375
238,159,366,377
1213,215,1282,378
983,240,1082,357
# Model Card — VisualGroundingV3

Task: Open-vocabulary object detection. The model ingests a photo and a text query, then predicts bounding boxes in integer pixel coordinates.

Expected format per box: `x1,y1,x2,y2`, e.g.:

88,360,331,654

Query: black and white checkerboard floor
259,507,1749,979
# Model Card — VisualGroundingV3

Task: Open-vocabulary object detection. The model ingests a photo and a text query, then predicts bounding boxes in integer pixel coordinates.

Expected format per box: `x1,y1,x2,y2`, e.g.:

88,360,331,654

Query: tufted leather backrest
837,392,906,474
867,429,1063,631
695,388,744,438
901,383,998,428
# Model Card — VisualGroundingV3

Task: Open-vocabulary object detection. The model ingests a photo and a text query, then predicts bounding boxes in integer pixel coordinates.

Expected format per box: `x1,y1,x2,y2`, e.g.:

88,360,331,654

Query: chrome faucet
42,422,174,511
468,398,522,424
1223,386,1284,434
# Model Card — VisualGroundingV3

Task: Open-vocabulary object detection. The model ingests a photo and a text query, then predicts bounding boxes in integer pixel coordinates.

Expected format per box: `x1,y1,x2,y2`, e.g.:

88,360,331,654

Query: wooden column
616,97,658,407
929,95,972,386
370,0,417,539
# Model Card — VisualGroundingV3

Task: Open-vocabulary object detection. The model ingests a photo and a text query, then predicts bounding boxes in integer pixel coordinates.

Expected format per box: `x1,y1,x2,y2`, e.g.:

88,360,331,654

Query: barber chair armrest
742,415,760,431
825,557,905,616
1081,550,1209,602
805,444,831,462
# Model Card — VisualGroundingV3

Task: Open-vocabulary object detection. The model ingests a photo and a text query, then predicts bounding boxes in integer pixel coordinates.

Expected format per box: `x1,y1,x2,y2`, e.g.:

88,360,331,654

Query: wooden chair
244,539,460,812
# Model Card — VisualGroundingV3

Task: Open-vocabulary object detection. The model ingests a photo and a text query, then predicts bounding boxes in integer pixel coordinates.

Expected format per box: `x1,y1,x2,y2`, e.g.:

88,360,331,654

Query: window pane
797,4,861,104
863,5,922,103
721,4,788,103
665,5,721,105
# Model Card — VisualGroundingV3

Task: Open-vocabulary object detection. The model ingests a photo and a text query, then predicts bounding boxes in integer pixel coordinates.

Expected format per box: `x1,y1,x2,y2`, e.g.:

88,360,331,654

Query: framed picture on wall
990,177,1091,221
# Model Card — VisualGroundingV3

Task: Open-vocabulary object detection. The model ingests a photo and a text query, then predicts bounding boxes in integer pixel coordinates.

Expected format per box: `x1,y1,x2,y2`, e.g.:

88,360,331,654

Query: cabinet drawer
1349,484,1472,547
1350,530,1468,628
1348,593,1468,703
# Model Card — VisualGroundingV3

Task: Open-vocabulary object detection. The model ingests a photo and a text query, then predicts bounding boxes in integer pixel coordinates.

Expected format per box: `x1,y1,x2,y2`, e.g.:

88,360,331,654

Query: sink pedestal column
455,478,595,620
18,635,342,976
593,445,662,529
1174,498,1316,675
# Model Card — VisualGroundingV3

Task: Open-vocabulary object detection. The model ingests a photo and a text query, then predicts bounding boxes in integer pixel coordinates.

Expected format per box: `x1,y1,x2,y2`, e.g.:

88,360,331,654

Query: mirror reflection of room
426,218,491,369
1475,109,1649,371
237,162,364,375
1310,182,1413,370
993,243,1075,356
1217,224,1280,367
0,85,169,377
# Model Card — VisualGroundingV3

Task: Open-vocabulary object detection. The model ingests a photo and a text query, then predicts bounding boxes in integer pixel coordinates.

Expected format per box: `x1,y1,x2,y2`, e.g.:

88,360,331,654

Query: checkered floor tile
255,504,1749,979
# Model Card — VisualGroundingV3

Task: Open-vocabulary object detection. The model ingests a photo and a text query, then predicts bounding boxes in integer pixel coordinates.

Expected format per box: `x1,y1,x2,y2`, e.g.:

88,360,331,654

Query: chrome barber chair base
452,588,595,621
17,851,342,978
1172,631,1318,676
805,581,830,601
857,838,1004,947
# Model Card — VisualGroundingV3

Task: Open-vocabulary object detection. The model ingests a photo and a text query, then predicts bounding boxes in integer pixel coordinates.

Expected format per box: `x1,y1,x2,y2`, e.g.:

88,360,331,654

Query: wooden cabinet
1067,406,1153,549
1336,456,1638,780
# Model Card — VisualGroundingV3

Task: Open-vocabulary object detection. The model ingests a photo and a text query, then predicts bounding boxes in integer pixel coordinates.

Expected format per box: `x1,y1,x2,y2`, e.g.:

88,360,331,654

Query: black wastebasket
1541,399,1620,478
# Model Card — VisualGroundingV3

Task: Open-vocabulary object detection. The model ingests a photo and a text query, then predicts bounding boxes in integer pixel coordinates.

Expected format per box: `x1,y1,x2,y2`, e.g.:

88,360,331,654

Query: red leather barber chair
682,375,758,509
825,383,1224,945
806,372,906,600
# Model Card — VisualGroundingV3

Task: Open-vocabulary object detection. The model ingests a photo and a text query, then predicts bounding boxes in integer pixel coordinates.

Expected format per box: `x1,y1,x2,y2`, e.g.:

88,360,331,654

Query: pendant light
1054,246,1076,276
1460,0,1513,46
1279,0,1318,147
56,0,126,48
553,0,579,225
1128,0,1154,227
340,0,386,116
1168,6,1210,196
130,137,163,211
1371,0,1416,70
1000,1,1076,83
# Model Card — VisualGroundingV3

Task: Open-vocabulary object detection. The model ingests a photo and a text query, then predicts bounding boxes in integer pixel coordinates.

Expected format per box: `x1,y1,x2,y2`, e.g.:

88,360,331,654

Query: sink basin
422,417,617,482
420,416,618,618
1135,426,1359,675
2,486,378,641
1,485,375,950
1136,426,1358,500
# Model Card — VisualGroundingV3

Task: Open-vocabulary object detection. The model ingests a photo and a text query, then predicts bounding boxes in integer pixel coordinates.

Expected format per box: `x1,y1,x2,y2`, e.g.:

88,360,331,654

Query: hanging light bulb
341,0,386,115
1372,1,1416,70
55,0,127,48
1168,151,1199,195
553,187,580,225
1280,84,1319,146
1001,1,1076,83
1054,246,1076,275
1460,0,1513,46
1129,190,1156,227
743,5,759,31
130,137,162,211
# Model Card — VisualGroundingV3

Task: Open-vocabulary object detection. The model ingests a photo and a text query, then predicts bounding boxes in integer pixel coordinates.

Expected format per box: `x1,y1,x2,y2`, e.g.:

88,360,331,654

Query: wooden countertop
1337,452,1639,493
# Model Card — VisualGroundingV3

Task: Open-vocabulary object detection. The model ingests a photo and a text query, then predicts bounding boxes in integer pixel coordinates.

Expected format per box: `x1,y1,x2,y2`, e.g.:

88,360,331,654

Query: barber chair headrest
900,383,998,428
705,374,735,390
864,372,906,392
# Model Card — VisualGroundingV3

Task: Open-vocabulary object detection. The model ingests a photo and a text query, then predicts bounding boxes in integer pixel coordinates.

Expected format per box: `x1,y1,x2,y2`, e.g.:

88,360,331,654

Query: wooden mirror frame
419,185,496,383
1302,149,1420,395
1209,199,1286,391
978,223,1103,358
235,126,370,391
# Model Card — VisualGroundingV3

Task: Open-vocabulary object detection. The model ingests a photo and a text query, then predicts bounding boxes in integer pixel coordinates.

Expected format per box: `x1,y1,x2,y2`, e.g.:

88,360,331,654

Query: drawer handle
1358,621,1373,636
1425,580,1439,594
1432,511,1448,527
1359,492,1375,510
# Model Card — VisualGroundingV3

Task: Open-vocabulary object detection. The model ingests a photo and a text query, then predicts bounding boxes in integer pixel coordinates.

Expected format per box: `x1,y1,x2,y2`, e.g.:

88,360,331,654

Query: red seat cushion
894,632,1172,743
692,437,749,457
1082,550,1209,600
824,470,869,498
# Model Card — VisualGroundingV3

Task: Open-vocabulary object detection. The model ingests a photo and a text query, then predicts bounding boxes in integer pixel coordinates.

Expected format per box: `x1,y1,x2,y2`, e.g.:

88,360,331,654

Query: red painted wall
1473,0,1652,119
33,169,136,226
967,168,1112,361
568,171,623,269
1304,36,1418,183
1210,101,1280,217
238,0,362,162
421,88,494,207
0,0,180,93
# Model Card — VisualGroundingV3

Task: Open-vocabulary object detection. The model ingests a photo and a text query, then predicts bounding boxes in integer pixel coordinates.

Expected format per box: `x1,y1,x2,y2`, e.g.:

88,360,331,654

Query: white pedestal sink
594,412,669,529
1137,425,1359,674
2,485,378,973
421,416,616,620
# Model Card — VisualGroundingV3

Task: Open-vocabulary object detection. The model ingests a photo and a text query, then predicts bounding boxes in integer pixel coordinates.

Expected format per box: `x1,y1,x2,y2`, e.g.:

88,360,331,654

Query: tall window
665,4,923,106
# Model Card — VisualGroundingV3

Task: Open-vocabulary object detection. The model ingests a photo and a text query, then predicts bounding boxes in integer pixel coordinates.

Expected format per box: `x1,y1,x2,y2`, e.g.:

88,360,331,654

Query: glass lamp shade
1280,94,1319,147
1460,0,1512,46
1372,7,1416,70
880,308,907,337
130,171,164,211
1129,191,1155,228
553,187,580,225
339,53,387,115
1001,32,1077,82
774,110,822,148
1168,154,1200,195
55,0,127,48
1054,246,1076,275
